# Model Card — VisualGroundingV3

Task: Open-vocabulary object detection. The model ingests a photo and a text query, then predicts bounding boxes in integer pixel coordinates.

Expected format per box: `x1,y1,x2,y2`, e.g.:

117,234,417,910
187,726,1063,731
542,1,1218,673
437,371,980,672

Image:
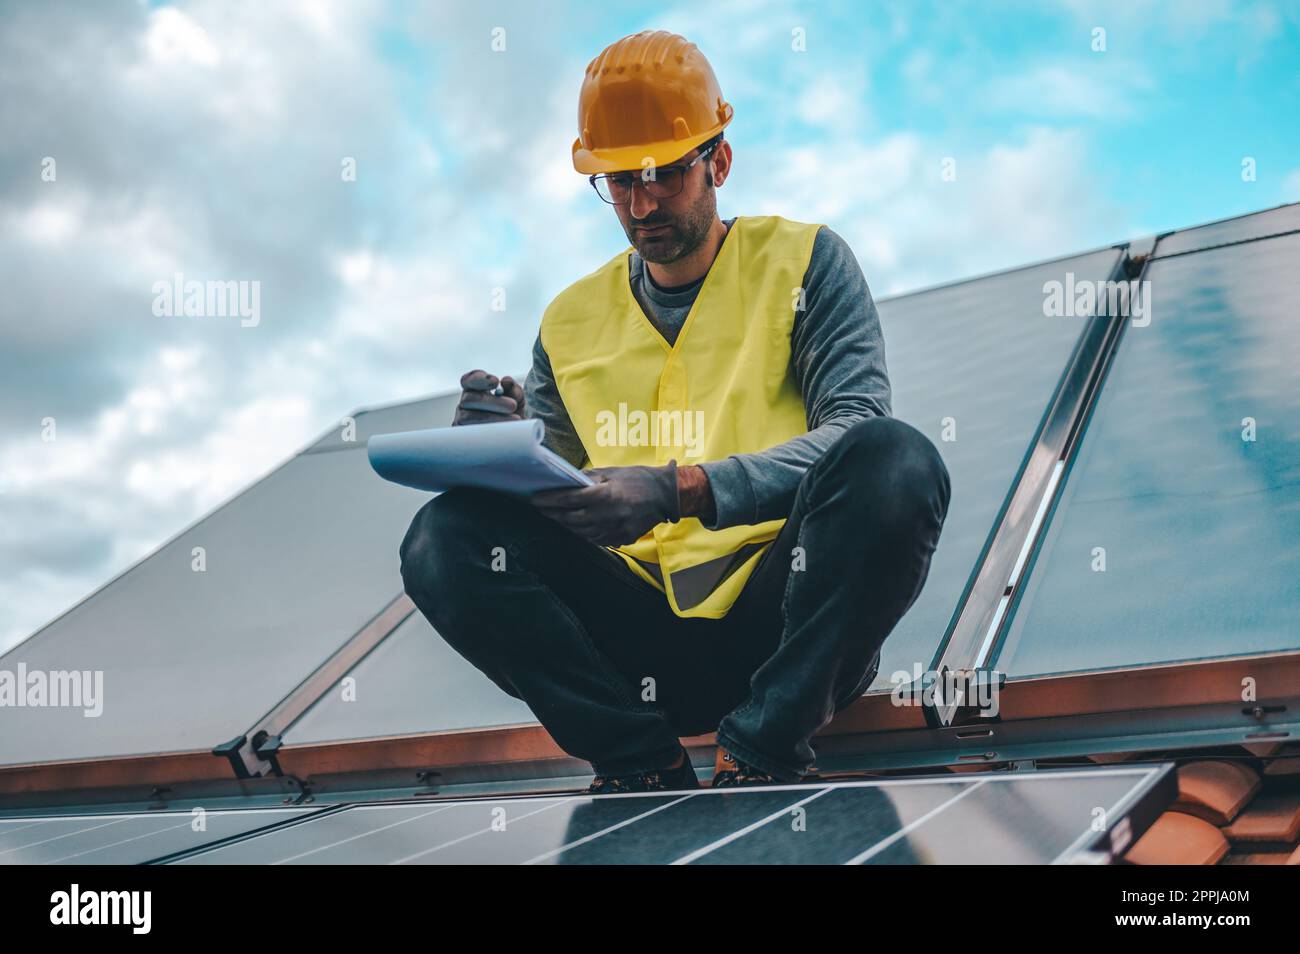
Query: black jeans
399,416,951,781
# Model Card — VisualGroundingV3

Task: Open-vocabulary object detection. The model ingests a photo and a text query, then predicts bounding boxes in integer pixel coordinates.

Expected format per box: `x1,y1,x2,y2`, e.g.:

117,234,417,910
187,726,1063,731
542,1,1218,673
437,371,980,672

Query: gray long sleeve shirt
524,217,892,530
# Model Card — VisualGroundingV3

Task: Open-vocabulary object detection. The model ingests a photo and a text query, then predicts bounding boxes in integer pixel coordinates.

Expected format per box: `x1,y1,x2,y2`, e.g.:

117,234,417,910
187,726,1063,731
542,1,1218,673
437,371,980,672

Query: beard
624,188,717,264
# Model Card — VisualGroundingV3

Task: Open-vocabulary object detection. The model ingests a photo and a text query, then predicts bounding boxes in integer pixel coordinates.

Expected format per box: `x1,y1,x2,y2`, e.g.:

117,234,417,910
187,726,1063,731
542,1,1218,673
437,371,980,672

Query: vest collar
618,215,745,356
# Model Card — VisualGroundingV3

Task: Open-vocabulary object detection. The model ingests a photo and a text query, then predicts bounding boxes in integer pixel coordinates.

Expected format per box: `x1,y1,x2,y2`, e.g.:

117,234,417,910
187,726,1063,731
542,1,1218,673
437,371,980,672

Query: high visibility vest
540,215,821,618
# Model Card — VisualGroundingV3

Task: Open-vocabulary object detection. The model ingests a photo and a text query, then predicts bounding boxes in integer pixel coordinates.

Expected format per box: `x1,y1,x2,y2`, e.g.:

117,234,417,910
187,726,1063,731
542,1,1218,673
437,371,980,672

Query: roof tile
1126,811,1229,865
1172,760,1261,825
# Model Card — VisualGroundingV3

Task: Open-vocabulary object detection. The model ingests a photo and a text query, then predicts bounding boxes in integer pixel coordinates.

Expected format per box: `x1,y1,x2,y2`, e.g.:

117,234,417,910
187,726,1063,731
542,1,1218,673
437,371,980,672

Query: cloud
795,66,872,131
0,0,598,649
984,63,1147,120
144,6,223,67
744,125,1116,295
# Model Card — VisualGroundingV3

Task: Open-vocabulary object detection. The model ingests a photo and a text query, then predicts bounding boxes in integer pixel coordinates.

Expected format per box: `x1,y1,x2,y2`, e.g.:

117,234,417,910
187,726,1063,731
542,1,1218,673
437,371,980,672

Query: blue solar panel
166,765,1171,865
870,248,1124,688
995,227,1300,676
0,807,318,865
1151,201,1300,258
0,443,429,766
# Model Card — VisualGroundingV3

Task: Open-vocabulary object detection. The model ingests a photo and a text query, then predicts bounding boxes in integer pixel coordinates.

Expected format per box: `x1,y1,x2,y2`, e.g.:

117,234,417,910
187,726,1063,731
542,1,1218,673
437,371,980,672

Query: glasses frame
588,140,720,205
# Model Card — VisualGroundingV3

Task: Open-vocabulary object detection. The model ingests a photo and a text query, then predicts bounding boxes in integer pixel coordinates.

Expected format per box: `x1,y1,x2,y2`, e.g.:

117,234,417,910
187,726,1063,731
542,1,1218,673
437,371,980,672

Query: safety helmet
572,30,733,175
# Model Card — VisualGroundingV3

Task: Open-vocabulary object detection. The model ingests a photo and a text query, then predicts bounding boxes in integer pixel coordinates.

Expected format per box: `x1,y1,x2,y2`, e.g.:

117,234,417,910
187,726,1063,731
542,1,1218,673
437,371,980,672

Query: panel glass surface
0,808,317,864
306,392,460,454
996,231,1300,676
870,248,1124,688
287,612,534,743
1152,201,1300,258
0,447,429,765
172,766,1166,865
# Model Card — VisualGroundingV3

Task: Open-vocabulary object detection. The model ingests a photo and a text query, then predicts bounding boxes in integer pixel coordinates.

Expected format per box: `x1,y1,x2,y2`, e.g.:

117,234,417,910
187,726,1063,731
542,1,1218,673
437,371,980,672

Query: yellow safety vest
540,215,821,618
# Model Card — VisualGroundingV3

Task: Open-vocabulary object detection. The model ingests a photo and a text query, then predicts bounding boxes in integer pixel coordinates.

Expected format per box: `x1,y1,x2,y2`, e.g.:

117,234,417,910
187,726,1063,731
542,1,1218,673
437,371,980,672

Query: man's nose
628,180,658,220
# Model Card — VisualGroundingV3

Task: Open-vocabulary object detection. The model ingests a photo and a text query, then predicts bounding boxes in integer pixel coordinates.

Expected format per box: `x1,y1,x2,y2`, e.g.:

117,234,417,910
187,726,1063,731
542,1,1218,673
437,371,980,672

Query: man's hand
532,462,681,546
454,369,525,426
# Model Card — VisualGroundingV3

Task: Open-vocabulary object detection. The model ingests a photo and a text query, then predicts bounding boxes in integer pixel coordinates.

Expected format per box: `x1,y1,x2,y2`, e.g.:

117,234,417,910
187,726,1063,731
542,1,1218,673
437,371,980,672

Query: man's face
613,144,720,265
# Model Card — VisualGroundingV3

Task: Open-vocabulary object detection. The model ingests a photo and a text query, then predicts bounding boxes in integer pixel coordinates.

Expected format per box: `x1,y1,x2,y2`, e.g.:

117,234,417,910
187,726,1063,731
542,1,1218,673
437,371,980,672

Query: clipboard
367,419,593,495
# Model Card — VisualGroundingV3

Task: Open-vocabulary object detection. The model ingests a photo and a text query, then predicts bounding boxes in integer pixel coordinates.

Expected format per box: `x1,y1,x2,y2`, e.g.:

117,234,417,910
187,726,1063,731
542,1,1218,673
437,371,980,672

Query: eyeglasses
589,142,718,205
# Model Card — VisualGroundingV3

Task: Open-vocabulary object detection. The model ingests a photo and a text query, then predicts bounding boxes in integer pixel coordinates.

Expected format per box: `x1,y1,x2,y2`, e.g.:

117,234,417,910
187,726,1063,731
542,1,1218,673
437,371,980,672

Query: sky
1,0,1297,652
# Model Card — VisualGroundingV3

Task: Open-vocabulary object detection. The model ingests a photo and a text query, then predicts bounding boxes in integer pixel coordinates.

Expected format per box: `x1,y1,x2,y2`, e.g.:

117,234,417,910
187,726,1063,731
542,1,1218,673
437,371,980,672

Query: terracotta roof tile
1220,792,1300,843
1172,760,1261,825
1126,811,1229,865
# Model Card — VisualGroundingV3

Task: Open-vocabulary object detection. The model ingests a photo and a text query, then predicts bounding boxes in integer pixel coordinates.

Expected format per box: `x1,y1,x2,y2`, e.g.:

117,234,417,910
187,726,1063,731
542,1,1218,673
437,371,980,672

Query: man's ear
710,139,733,189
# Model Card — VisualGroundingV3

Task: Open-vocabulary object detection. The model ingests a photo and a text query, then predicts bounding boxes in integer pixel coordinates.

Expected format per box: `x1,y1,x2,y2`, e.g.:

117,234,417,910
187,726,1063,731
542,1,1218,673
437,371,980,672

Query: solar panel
169,765,1171,865
0,807,318,865
286,611,534,744
0,445,429,766
994,227,1300,677
870,248,1125,688
1151,201,1300,258
305,392,458,454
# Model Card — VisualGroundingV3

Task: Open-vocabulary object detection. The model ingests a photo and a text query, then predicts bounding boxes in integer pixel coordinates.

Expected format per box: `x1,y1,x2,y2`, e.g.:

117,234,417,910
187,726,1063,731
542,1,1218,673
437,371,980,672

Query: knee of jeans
399,489,498,604
835,417,951,526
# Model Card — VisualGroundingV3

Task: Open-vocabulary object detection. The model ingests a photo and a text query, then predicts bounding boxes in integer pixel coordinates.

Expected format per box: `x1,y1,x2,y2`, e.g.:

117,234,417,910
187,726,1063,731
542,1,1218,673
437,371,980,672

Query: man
400,30,950,793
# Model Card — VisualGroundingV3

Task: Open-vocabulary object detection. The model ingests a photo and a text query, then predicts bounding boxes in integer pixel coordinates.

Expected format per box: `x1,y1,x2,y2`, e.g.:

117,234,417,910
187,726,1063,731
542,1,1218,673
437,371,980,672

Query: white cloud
12,199,81,245
985,63,1146,120
796,69,871,130
741,125,1115,294
144,7,222,68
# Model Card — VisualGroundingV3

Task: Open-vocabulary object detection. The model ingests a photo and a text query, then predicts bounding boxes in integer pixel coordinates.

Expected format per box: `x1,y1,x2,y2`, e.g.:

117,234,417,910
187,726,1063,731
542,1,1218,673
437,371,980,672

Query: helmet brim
571,117,730,175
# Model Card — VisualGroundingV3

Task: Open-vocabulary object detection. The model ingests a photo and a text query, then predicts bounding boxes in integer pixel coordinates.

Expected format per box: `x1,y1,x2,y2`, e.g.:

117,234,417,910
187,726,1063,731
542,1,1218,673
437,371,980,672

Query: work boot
711,747,782,788
586,750,700,795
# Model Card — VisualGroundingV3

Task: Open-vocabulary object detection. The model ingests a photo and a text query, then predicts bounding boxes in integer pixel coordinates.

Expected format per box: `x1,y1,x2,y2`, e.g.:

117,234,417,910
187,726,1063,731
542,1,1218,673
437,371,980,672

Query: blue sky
1,0,1297,650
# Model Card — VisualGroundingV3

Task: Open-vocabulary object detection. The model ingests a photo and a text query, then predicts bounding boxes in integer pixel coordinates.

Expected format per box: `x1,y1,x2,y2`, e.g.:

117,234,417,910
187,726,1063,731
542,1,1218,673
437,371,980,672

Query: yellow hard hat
572,30,733,175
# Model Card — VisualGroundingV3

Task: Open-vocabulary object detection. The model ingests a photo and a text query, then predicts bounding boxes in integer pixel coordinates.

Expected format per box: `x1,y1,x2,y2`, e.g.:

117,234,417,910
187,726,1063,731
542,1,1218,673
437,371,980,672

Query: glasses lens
645,166,683,198
593,165,689,203
592,174,634,204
